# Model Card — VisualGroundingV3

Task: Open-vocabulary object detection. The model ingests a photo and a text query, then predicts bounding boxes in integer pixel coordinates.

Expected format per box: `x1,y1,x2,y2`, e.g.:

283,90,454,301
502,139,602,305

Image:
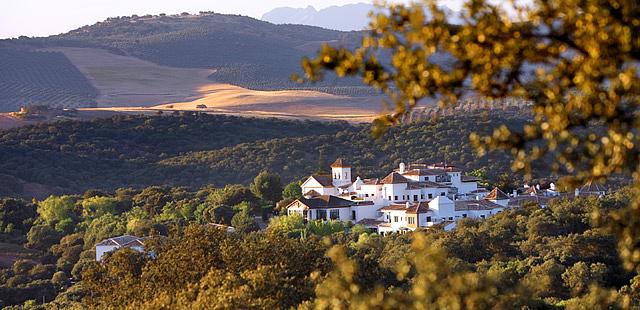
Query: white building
291,159,511,234
95,235,145,261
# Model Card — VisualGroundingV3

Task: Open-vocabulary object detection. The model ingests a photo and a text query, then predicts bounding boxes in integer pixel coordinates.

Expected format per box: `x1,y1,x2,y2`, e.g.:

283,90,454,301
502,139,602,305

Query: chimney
399,163,406,174
405,201,411,209
574,188,580,197
512,189,517,197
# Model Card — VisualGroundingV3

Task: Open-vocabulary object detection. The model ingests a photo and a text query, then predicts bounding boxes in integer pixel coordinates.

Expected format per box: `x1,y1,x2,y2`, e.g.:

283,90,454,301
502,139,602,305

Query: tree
26,224,62,251
0,198,37,241
231,208,258,233
81,196,118,219
267,214,305,237
250,171,283,206
37,195,76,226
206,184,257,207
300,0,640,271
563,261,608,296
132,186,172,217
282,181,302,201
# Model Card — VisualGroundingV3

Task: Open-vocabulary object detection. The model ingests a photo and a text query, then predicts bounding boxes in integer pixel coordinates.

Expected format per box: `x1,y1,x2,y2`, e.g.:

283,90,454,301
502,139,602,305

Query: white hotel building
287,159,510,234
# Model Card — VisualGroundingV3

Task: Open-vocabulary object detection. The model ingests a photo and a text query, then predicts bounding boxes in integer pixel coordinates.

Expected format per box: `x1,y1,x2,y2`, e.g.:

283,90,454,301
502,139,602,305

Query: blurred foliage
300,0,640,272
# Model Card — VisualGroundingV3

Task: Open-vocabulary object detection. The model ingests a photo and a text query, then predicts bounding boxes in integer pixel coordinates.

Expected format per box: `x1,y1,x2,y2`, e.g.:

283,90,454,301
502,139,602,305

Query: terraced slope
24,13,369,93
0,47,97,111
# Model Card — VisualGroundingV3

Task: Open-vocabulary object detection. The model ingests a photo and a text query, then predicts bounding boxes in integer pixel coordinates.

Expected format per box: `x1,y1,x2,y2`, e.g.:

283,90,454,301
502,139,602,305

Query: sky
0,0,468,39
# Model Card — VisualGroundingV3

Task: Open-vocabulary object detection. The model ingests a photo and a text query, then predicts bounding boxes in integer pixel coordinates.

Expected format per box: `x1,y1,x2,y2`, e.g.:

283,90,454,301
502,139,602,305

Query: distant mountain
262,3,463,31
262,3,378,31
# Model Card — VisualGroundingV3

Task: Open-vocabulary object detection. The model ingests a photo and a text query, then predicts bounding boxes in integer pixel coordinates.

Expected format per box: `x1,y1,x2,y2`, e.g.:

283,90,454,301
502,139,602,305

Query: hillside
0,47,97,112
0,113,536,199
0,114,352,198
11,13,367,92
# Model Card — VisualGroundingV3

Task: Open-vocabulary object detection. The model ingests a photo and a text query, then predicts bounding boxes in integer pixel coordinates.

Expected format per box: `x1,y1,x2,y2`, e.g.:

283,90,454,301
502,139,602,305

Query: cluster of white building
286,159,511,234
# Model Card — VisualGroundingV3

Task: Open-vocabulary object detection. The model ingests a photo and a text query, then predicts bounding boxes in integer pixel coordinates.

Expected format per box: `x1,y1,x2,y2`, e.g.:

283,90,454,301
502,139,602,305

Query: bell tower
331,158,352,187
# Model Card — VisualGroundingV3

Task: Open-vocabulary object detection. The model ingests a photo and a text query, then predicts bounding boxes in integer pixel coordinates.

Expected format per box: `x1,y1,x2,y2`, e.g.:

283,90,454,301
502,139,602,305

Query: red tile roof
308,175,334,187
381,172,410,184
330,158,351,168
485,188,510,200
290,195,354,209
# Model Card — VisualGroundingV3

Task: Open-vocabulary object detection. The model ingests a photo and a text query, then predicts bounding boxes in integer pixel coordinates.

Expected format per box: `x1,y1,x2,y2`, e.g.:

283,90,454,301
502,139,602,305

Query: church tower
331,158,352,187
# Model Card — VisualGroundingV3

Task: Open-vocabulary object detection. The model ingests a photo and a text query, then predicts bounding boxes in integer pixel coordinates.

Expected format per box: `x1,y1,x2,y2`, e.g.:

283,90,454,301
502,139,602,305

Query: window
440,192,446,196
365,194,369,197
317,210,327,220
351,210,356,220
426,216,432,222
394,216,398,222
480,215,485,219
388,196,392,200
413,195,418,201
408,217,415,225
303,210,308,218
448,217,453,221
394,196,398,201
330,210,339,220
462,214,467,218
421,194,424,199
428,193,433,199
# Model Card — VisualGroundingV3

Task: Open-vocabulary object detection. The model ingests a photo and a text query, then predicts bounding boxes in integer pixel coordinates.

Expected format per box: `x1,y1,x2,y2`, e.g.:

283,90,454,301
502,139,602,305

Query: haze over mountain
262,3,463,30
262,3,378,31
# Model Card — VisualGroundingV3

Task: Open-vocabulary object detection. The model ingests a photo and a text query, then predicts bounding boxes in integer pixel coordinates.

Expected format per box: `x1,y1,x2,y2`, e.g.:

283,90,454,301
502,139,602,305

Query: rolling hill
0,47,98,112
14,12,367,90
0,12,380,113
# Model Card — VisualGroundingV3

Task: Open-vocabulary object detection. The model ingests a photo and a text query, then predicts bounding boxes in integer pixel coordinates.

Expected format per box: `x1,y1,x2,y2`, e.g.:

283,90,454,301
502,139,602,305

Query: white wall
383,183,408,203
457,182,478,194
96,245,118,261
382,210,410,230
429,196,455,220
352,204,381,222
358,184,382,200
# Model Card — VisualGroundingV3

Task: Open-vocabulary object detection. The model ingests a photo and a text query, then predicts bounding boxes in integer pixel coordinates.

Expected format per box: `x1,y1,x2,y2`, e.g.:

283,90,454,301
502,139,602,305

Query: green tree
37,195,76,226
26,224,62,251
282,181,302,200
300,0,640,270
562,261,608,296
0,198,37,241
81,196,118,219
231,206,258,233
267,214,305,237
206,184,257,207
250,171,283,205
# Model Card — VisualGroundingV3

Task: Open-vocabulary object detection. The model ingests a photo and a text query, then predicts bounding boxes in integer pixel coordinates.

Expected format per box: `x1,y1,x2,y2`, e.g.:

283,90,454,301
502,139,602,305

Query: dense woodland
0,114,526,199
0,178,636,308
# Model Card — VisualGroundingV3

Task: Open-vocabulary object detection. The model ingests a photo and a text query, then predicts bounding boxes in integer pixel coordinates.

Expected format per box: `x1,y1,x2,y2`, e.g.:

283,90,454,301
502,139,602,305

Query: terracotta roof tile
485,188,510,200
381,172,410,184
309,175,334,187
291,195,354,209
330,158,351,168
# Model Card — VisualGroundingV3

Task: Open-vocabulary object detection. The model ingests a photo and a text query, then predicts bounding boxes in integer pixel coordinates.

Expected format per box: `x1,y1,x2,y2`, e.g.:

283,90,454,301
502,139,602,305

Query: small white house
286,194,379,223
95,235,145,262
